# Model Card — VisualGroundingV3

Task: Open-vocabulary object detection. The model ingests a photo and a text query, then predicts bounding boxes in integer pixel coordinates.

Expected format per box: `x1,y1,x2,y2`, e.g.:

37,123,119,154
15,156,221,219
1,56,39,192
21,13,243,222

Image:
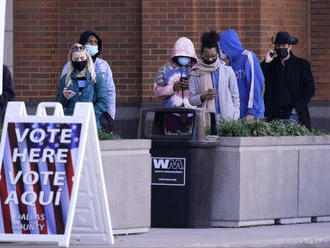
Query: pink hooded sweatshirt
153,37,198,108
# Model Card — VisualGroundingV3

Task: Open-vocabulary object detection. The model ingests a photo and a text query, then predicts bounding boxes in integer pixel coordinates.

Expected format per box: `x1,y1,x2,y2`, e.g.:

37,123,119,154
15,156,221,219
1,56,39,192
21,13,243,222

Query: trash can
138,107,217,228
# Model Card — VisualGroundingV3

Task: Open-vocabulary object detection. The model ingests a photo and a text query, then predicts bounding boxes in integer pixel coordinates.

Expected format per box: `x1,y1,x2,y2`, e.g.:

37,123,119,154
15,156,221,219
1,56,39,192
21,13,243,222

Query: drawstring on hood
218,29,244,60
79,31,102,61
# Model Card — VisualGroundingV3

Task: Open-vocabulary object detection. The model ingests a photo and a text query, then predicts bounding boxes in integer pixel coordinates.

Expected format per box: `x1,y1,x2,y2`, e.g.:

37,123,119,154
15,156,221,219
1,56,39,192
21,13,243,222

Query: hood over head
79,31,102,60
218,29,244,60
170,37,198,65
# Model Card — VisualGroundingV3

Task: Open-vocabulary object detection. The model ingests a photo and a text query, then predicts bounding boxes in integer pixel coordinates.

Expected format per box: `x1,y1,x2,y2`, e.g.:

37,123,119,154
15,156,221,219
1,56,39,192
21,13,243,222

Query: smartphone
66,90,76,95
180,77,188,82
180,77,189,89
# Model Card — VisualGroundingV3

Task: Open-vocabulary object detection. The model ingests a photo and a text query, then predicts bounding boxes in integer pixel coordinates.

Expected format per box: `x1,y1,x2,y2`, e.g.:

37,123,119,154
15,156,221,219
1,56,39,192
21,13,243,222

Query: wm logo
153,158,184,170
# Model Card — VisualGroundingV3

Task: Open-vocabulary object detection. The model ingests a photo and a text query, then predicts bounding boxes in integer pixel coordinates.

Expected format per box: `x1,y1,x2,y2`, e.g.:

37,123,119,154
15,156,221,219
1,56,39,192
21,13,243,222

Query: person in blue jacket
61,31,116,121
56,44,109,130
218,29,265,120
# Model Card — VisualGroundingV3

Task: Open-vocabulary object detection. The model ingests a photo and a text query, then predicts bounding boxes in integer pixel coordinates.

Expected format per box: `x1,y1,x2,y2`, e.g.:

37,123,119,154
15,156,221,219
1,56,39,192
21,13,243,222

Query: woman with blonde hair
56,43,108,129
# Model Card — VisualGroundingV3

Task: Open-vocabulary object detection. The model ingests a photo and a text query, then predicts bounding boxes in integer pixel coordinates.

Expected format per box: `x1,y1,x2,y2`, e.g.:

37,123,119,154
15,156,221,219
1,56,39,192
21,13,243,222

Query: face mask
203,59,217,65
85,45,99,56
220,49,228,60
72,60,87,71
177,57,191,66
275,48,289,59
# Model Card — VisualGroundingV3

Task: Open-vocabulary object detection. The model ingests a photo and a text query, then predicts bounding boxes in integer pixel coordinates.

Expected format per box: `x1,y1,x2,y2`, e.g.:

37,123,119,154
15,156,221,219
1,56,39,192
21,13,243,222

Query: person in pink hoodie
153,37,198,108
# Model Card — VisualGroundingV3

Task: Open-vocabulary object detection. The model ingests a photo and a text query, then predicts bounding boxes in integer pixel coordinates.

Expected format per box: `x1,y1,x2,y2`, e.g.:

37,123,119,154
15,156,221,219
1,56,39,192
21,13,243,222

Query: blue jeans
289,113,299,123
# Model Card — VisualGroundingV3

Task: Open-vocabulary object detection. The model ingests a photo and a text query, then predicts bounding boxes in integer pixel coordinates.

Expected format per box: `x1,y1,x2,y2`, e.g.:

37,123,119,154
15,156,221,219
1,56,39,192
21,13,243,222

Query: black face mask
72,60,87,71
275,48,289,59
203,59,217,65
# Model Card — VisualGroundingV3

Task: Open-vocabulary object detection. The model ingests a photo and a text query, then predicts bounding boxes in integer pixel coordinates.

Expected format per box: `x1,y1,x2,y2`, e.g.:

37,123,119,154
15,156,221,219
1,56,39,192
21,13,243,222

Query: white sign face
0,0,6,95
0,121,82,235
0,102,113,247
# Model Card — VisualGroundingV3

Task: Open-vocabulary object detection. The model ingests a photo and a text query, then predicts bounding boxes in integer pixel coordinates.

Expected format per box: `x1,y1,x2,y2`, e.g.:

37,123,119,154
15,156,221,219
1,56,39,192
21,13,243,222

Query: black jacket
261,53,315,130
0,65,15,123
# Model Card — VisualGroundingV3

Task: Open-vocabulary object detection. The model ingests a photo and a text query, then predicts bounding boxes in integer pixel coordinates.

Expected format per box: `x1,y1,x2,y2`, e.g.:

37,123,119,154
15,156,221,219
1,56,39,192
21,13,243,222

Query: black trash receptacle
138,107,217,228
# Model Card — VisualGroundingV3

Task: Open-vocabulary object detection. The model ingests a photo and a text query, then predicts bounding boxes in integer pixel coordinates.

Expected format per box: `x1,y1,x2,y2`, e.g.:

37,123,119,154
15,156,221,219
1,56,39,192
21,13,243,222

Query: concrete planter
100,139,151,234
211,136,330,227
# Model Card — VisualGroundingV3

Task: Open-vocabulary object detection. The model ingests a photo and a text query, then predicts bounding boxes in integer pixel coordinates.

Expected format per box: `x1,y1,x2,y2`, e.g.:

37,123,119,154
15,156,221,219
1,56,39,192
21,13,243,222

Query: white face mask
219,49,228,60
85,44,99,56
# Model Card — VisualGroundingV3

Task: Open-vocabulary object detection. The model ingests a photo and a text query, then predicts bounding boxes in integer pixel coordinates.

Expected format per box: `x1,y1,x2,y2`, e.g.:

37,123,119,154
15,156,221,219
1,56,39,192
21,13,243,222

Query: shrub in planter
97,130,121,140
210,119,330,227
214,119,327,137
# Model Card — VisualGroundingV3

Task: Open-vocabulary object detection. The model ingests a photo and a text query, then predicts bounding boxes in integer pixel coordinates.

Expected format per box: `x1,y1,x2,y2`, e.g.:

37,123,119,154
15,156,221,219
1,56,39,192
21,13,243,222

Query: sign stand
0,102,113,247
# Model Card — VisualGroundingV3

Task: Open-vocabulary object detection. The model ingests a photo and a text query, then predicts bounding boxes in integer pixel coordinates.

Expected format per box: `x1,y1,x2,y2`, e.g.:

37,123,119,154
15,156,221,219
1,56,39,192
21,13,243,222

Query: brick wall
141,0,311,103
12,0,330,104
13,0,141,103
310,0,330,100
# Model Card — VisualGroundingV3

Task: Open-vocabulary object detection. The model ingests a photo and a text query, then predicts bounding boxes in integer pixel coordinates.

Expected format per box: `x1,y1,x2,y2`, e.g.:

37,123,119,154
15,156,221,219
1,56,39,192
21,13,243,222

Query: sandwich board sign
0,101,113,247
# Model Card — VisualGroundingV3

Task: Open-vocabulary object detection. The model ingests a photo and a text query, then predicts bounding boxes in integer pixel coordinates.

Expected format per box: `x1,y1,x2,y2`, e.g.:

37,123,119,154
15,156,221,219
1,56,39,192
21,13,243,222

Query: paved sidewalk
111,223,330,248
1,222,330,247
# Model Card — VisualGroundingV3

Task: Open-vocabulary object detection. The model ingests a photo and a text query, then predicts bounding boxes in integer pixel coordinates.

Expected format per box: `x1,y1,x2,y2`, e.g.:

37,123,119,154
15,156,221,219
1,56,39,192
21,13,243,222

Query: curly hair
201,30,219,54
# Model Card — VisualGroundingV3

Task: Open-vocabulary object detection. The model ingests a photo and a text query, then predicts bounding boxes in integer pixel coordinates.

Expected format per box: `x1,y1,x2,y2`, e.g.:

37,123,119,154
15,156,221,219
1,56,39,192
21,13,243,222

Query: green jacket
56,72,109,129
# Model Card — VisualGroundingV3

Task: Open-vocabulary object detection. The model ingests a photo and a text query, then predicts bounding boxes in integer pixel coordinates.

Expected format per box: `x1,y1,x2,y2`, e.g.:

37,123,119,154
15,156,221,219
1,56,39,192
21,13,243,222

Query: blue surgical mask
177,57,191,66
85,45,99,56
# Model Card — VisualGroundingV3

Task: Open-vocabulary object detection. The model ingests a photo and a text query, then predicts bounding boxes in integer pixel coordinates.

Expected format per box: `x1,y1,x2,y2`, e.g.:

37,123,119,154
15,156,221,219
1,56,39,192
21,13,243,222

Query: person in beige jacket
189,31,240,121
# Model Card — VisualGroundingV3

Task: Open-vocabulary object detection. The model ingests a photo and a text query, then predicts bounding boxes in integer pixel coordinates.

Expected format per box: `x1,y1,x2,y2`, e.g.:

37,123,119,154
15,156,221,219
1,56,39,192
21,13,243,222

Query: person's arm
103,62,116,119
0,65,15,106
260,49,275,80
228,67,240,120
56,75,72,107
294,60,315,111
188,75,203,106
93,74,109,118
245,52,265,118
153,65,176,97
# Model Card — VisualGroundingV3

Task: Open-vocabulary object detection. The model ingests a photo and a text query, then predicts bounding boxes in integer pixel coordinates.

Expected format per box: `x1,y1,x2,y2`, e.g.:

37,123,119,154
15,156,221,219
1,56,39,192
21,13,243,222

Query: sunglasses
71,44,86,52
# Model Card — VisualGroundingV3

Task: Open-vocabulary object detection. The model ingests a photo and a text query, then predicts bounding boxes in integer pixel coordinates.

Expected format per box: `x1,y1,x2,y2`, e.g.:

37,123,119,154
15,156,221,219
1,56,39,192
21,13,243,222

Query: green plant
245,119,274,136
98,130,121,140
215,119,328,137
217,120,251,137
269,120,311,136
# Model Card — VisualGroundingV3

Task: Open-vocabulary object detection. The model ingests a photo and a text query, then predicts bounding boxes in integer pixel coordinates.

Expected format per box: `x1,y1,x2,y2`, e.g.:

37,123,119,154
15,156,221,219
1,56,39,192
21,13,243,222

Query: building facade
6,0,330,137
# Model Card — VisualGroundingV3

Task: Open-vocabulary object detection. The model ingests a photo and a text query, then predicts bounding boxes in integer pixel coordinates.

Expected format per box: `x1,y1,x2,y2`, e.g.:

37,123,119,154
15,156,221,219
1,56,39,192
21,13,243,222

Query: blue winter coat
56,72,109,129
219,29,265,118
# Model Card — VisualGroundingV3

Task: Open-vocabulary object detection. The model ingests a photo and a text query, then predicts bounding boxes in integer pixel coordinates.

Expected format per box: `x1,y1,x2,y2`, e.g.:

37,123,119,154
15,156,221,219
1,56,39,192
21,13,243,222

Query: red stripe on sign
66,150,74,199
8,123,30,234
47,161,64,234
29,163,48,234
0,162,13,233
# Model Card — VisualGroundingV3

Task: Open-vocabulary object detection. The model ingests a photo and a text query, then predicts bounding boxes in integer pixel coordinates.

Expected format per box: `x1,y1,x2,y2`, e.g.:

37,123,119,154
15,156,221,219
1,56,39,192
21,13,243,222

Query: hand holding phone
180,77,189,89
265,49,276,63
208,88,217,98
201,88,217,101
63,88,76,99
